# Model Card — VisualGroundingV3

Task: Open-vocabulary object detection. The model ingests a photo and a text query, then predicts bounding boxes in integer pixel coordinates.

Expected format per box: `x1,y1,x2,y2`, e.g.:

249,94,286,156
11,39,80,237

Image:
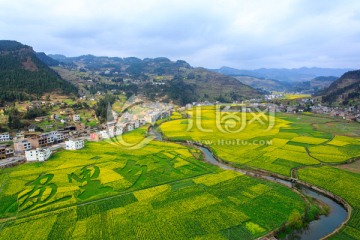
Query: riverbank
149,126,352,239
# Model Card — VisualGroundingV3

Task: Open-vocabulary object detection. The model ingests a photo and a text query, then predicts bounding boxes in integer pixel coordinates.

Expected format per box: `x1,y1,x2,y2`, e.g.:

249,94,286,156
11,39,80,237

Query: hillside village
1,91,359,169
0,99,173,168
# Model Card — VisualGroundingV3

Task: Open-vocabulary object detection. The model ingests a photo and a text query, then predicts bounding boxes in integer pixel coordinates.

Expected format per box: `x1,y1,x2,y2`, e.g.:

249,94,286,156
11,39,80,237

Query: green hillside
321,70,360,106
49,55,260,104
0,40,77,102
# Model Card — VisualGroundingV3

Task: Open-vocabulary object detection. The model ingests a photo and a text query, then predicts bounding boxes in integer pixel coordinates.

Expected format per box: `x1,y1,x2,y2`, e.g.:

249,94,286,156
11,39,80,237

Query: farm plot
161,107,360,176
298,166,360,239
0,126,308,239
0,169,306,240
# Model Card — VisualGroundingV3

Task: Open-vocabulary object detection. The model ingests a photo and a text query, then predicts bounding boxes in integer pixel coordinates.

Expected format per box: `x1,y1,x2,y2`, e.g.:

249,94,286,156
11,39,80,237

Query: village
0,100,173,168
185,98,360,122
1,94,359,168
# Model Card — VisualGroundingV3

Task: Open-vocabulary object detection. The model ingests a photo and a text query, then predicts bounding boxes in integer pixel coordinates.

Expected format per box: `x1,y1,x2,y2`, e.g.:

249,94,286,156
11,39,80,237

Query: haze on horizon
1,0,360,69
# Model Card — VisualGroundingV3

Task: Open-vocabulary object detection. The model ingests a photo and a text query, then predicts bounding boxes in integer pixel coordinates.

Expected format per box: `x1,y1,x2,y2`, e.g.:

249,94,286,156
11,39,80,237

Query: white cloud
0,0,359,69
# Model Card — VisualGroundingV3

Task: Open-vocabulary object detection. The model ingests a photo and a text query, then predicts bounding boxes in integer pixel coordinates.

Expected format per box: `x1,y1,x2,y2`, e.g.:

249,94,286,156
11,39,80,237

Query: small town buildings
0,133,10,142
65,139,85,150
140,118,147,126
115,126,123,136
109,126,116,138
27,131,65,148
73,114,81,122
27,135,47,148
34,116,47,122
126,122,134,132
6,148,14,158
134,120,140,129
50,114,60,120
144,112,160,124
60,109,72,115
99,130,112,139
15,131,25,139
0,147,5,159
44,131,65,143
186,103,193,109
14,139,32,153
25,148,52,162
75,123,86,133
90,132,100,141
28,124,37,132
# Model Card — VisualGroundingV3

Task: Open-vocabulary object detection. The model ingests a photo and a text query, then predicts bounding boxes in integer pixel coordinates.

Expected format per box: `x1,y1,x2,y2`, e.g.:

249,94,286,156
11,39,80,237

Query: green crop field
160,106,360,176
298,166,360,240
0,126,308,239
160,106,360,239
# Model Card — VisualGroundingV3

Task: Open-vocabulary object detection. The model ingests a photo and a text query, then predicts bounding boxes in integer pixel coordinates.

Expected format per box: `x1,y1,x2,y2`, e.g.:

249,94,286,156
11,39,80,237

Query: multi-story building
0,133,10,142
73,114,81,122
5,148,14,158
14,139,32,153
28,124,37,132
134,120,140,129
126,122,134,132
40,131,65,144
15,131,25,139
25,148,52,162
0,146,6,159
75,123,86,133
99,128,114,139
115,125,124,136
65,139,85,150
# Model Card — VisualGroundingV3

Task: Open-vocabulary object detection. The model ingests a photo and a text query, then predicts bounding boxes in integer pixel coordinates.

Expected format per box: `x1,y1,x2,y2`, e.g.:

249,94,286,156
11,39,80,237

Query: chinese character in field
7,173,70,213
68,165,112,200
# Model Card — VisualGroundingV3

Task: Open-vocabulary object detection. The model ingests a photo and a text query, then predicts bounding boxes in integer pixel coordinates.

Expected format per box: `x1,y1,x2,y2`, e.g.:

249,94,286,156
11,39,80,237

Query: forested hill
321,70,360,106
0,40,77,102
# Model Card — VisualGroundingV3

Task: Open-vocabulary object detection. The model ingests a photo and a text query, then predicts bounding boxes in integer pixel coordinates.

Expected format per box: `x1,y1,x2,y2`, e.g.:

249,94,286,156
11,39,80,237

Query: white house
134,120,140,129
127,123,134,131
28,124,37,132
99,129,115,139
73,114,81,122
144,111,161,124
140,119,147,126
25,148,52,162
115,126,123,136
0,133,10,142
65,139,85,150
16,131,25,139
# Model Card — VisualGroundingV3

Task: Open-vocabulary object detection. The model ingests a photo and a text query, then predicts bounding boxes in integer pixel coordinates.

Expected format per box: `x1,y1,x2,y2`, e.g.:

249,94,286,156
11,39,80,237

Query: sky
1,0,360,69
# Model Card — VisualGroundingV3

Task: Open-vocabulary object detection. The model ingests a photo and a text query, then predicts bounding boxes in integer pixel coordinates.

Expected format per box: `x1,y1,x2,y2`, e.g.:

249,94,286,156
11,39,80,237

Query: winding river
149,127,348,240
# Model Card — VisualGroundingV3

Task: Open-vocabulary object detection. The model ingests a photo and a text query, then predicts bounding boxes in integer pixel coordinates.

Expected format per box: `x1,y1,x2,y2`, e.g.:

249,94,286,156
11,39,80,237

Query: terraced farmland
0,127,307,239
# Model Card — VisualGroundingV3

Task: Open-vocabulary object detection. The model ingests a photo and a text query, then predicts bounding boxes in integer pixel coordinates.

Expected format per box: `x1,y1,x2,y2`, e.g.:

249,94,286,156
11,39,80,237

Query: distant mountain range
233,76,290,92
0,40,77,102
210,66,350,94
2,39,357,106
211,66,352,82
48,54,260,104
321,70,360,106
